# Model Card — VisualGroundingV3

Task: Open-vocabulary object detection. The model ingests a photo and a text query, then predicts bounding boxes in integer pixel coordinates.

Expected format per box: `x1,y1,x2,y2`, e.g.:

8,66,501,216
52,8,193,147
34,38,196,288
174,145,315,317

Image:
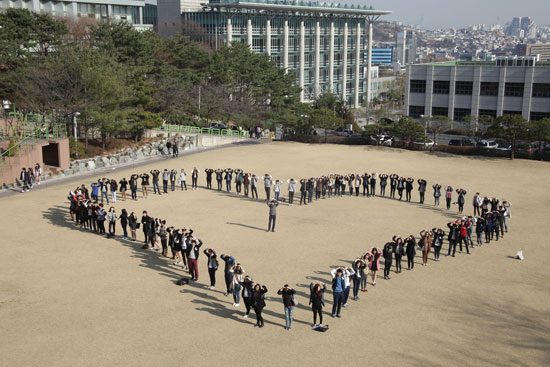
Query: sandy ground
1,142,549,367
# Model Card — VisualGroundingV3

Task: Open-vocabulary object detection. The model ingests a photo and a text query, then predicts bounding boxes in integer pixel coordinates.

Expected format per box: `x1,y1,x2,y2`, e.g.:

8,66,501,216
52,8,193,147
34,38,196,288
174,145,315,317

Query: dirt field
1,142,549,367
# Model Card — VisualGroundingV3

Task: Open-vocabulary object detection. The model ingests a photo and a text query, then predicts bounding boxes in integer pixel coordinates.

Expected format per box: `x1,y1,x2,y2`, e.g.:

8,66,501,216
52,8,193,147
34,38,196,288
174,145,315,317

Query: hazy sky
343,0,550,29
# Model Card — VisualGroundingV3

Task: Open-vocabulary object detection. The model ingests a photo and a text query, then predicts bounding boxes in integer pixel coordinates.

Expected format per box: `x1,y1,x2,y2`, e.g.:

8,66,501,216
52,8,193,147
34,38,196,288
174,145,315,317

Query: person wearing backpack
277,284,296,330
203,248,218,289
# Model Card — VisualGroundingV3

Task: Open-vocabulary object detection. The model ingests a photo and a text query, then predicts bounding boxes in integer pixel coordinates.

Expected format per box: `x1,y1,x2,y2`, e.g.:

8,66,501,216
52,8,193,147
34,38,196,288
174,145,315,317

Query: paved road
0,138,269,199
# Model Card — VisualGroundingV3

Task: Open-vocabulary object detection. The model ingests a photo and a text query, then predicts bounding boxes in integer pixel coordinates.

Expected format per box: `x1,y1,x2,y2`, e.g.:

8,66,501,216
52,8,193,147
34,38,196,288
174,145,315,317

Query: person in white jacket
273,179,281,201
287,179,296,206
178,169,187,191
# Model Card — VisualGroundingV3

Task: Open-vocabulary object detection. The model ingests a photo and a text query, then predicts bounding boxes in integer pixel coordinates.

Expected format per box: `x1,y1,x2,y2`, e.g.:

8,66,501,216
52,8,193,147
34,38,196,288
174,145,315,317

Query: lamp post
73,112,80,159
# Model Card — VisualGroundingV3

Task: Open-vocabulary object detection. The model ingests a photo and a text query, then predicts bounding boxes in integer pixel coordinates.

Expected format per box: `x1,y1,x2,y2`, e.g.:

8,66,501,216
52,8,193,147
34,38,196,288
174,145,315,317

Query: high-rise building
0,0,157,30
507,17,536,39
169,0,391,107
395,31,407,66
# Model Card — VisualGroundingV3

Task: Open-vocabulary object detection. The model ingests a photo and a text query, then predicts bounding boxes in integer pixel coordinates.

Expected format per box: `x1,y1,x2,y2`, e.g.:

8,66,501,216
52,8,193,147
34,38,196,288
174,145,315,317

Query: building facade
0,0,156,30
169,0,391,107
404,58,550,121
368,47,393,65
516,43,550,62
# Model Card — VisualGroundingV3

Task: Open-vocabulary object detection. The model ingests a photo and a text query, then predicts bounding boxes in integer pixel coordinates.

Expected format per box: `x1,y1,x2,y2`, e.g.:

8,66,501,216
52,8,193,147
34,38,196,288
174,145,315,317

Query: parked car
476,139,498,149
448,138,474,146
496,144,511,151
210,122,227,130
413,138,435,148
370,134,393,146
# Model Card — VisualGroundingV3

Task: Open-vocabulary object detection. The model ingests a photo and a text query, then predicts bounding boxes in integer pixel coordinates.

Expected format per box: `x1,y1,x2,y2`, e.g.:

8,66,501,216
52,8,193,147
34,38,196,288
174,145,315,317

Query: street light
73,112,80,159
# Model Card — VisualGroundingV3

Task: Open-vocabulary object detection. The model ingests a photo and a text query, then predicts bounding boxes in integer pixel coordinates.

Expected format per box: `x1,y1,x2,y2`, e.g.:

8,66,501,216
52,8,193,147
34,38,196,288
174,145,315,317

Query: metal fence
154,124,249,137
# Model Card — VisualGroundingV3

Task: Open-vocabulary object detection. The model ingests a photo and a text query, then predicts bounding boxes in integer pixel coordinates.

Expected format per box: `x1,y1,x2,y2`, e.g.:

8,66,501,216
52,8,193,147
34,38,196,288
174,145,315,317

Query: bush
5,139,18,157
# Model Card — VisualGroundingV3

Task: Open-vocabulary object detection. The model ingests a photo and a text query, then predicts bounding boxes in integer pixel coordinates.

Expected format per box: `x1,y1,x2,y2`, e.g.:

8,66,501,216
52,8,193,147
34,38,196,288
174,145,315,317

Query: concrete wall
0,138,69,187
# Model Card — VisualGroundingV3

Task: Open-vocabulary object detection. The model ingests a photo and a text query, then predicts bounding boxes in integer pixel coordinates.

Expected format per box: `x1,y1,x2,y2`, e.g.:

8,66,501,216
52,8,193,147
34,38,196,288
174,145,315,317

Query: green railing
155,124,249,137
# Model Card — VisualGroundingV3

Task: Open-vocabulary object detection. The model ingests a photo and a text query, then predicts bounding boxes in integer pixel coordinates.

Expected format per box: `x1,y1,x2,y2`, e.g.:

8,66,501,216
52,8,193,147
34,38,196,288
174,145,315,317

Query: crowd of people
65,165,513,331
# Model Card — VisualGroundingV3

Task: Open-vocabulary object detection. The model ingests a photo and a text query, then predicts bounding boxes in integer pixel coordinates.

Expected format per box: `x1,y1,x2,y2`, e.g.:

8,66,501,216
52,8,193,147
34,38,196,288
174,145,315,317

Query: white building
404,57,550,121
0,0,156,30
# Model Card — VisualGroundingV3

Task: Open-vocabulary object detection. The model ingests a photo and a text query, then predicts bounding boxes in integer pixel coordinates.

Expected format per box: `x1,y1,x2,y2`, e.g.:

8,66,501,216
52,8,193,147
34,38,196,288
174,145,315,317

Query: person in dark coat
252,284,268,328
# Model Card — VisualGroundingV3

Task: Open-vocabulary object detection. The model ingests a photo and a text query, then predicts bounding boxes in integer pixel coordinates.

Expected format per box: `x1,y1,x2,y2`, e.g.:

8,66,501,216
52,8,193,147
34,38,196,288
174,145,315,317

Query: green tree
530,118,550,160
390,117,425,143
488,114,530,159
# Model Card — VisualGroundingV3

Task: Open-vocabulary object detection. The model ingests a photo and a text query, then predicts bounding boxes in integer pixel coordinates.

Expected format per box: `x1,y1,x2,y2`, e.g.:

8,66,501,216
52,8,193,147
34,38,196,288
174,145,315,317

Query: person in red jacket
457,219,471,254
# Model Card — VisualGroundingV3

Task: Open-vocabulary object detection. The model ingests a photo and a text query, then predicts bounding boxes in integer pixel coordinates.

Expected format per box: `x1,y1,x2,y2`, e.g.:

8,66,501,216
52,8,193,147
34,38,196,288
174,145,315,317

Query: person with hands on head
309,281,326,328
267,198,279,232
277,284,296,330
203,247,218,289
252,283,268,328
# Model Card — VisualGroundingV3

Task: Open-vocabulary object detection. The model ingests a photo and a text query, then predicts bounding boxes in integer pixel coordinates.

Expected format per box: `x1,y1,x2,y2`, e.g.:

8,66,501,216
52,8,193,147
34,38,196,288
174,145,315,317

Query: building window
503,110,523,116
409,105,425,118
455,81,473,95
433,80,450,94
454,108,471,121
504,83,524,97
478,109,497,118
532,83,550,98
530,111,550,121
480,82,499,96
431,107,449,117
410,80,426,94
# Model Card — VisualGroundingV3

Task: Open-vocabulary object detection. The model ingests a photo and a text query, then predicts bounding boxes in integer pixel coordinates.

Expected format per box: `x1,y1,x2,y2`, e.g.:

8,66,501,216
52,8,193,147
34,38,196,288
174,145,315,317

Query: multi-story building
161,0,391,107
404,57,550,122
516,43,550,62
0,0,157,30
369,47,393,65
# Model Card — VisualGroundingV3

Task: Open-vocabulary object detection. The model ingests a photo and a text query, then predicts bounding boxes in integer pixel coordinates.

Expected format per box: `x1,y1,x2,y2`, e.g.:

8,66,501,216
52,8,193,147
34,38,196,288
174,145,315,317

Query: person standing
158,222,168,256
179,169,187,191
447,222,459,256
129,175,138,200
352,258,366,300
419,230,433,265
19,168,29,192
405,235,416,270
252,283,268,328
215,169,223,191
191,167,199,190
456,189,467,214
379,174,387,197
109,179,118,203
392,236,404,273
251,174,258,199
331,268,345,318
203,248,218,289
432,228,445,261
230,263,245,307
273,179,281,201
445,185,454,210
128,212,138,241
368,248,382,285
243,173,250,197
241,276,254,318
287,178,296,206
91,181,99,202
309,282,326,328
418,179,427,204
96,204,107,235
383,242,393,280
405,177,414,202
473,192,482,216
389,174,398,198
141,211,151,244
100,178,109,204
140,173,149,198
299,179,308,205
221,254,236,296
262,174,272,201
224,168,233,192
277,285,296,330
267,199,278,232
205,168,213,189
106,207,117,237
186,238,203,281
120,209,128,240
432,184,441,206
151,169,162,195
119,178,128,201
168,169,175,191
235,169,243,194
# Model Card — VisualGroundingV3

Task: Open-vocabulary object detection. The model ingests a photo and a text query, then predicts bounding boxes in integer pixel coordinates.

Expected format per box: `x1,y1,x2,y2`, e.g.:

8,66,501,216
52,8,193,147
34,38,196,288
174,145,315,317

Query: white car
496,144,511,151
413,138,435,148
476,140,498,149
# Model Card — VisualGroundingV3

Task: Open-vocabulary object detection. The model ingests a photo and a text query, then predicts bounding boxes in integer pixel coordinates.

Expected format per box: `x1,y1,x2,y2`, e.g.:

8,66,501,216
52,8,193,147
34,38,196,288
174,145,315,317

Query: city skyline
344,0,550,29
